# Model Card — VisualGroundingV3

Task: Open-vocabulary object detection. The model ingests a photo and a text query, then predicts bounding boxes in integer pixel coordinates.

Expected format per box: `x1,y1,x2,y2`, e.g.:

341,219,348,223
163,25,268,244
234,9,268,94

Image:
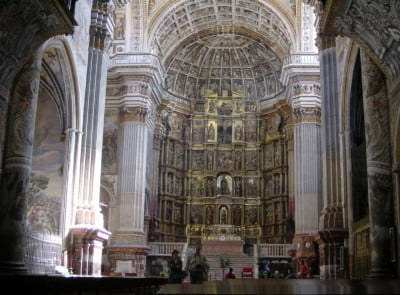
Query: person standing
186,246,209,284
224,267,236,279
299,260,309,279
168,250,183,284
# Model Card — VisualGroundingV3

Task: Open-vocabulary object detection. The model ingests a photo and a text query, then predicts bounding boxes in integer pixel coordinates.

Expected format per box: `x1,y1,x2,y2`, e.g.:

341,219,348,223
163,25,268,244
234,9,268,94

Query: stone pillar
293,107,322,261
318,34,344,228
360,51,394,278
316,33,347,278
105,105,153,276
0,47,43,272
69,0,113,275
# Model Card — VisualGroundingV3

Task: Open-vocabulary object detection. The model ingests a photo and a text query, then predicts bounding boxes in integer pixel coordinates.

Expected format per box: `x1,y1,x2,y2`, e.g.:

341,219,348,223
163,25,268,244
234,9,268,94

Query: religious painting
192,150,204,170
217,150,232,170
245,206,258,225
190,205,203,224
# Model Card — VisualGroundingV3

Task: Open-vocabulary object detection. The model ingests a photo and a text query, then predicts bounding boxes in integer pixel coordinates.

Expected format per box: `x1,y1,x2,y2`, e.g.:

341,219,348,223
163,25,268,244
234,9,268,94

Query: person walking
186,246,209,284
168,250,184,284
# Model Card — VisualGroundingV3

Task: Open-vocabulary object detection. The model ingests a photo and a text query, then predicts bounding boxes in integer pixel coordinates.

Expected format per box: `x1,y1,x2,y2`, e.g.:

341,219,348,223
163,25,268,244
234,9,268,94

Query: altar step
206,255,255,281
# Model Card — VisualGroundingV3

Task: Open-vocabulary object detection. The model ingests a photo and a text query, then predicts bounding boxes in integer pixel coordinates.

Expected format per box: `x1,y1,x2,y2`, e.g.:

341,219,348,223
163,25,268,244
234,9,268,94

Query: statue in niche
247,178,257,196
191,178,198,197
183,120,191,141
218,175,231,195
167,173,173,193
176,146,184,169
234,151,242,170
115,16,125,39
236,100,242,112
167,143,174,166
234,125,243,141
233,206,241,226
175,177,183,196
234,178,242,196
207,150,214,170
206,206,214,225
208,100,215,113
207,124,215,141
206,177,214,197
220,207,228,224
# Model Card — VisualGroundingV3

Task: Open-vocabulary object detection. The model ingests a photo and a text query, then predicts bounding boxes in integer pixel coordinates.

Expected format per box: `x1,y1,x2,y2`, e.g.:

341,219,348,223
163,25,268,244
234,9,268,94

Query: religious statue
207,124,215,140
208,100,215,112
220,176,230,195
234,125,242,141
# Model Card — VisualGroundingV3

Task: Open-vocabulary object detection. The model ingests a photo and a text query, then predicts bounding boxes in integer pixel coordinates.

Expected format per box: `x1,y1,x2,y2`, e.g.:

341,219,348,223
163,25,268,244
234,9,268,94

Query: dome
164,32,284,101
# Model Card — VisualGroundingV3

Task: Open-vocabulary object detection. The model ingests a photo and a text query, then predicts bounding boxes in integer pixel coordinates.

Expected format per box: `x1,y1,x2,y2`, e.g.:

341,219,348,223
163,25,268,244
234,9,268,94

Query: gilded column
0,47,43,272
360,51,394,278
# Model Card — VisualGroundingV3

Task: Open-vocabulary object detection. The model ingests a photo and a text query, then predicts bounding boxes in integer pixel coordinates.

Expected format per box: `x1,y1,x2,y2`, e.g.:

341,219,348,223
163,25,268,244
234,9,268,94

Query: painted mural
102,109,119,174
27,90,64,235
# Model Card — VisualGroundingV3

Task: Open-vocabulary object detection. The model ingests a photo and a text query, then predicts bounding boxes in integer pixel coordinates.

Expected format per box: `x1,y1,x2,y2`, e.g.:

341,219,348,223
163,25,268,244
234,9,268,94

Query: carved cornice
293,107,321,124
0,0,76,95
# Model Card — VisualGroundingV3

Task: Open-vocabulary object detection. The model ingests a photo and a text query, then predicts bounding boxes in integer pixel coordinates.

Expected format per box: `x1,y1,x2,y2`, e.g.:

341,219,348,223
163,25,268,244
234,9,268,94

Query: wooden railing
148,242,186,256
257,244,293,258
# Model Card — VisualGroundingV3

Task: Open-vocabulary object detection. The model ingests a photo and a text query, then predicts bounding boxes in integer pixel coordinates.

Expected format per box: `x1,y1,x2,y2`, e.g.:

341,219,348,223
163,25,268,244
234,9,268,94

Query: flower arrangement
219,256,231,268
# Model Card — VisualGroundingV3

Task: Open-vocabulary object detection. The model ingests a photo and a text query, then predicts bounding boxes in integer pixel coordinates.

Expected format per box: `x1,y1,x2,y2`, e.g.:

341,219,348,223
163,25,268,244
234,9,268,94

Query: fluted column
318,34,344,228
293,108,322,260
0,47,43,272
106,105,153,276
316,33,347,279
360,51,394,278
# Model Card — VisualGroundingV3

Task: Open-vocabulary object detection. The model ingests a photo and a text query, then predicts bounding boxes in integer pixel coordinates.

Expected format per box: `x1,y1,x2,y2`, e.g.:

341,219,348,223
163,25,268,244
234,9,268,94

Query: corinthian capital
293,107,321,124
119,106,149,123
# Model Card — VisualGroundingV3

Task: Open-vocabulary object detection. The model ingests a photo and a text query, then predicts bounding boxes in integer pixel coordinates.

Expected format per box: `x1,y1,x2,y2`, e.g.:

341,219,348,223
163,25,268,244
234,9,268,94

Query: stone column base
68,226,110,275
104,246,149,278
314,229,348,279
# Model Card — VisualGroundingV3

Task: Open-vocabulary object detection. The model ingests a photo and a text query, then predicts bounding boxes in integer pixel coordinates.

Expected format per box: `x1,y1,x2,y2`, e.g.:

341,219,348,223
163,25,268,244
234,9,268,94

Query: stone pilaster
360,51,395,278
293,107,322,261
105,105,154,276
0,47,43,272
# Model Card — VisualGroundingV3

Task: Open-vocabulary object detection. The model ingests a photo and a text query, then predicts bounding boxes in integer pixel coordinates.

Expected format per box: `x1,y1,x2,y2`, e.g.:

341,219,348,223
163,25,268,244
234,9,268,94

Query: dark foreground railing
0,274,168,294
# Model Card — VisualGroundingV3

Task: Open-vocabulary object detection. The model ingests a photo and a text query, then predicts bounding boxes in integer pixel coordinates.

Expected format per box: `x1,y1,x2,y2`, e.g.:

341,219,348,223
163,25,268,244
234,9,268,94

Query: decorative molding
293,107,321,124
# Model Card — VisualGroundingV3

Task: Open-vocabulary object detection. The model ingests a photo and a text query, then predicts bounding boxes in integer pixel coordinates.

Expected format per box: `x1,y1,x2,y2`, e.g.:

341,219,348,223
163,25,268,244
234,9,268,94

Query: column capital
293,107,321,124
316,33,336,51
119,106,152,124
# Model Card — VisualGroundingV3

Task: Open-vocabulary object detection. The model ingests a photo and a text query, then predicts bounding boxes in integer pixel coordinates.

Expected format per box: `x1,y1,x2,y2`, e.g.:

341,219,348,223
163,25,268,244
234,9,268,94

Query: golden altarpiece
155,89,293,249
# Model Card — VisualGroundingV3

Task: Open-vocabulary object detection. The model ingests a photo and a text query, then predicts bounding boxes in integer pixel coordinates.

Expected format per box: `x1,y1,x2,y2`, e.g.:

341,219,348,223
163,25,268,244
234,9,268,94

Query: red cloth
225,272,236,279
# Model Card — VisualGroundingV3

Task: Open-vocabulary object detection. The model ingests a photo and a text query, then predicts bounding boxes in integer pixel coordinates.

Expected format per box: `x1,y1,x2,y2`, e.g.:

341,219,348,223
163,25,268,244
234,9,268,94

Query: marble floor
157,279,400,294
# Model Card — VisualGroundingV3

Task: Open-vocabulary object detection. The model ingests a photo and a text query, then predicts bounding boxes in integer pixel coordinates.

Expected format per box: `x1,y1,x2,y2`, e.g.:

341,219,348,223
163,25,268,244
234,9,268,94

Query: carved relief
192,150,204,170
217,150,232,170
246,150,258,170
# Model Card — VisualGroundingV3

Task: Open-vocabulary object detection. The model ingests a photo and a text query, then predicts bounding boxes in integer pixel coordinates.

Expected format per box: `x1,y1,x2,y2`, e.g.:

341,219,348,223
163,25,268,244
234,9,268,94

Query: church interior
0,0,400,293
